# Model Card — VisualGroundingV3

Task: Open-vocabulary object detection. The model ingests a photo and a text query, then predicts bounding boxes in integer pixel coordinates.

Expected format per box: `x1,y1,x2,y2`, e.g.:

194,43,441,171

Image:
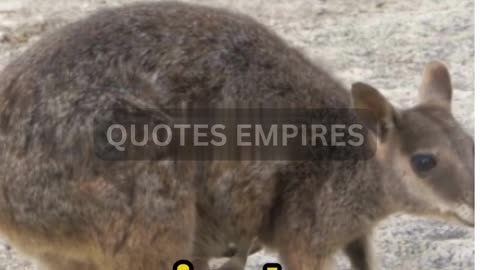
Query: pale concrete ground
0,0,474,269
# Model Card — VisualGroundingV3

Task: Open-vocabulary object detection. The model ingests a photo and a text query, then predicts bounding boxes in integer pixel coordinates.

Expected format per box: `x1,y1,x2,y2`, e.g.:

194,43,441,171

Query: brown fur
0,2,473,270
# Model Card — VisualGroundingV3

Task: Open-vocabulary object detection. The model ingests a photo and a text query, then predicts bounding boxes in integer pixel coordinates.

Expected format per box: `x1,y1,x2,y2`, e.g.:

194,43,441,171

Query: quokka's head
352,61,474,227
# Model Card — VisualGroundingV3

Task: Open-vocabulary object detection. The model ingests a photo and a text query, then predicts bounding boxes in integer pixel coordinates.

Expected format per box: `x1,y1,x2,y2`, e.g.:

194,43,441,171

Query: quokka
0,2,473,270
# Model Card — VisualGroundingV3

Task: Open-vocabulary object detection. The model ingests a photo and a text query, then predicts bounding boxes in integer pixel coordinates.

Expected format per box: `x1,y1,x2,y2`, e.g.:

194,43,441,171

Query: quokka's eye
411,154,437,172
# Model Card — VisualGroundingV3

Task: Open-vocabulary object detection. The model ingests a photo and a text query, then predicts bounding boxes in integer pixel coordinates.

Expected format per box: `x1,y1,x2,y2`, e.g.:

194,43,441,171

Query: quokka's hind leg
8,164,197,270
344,234,376,270
6,202,197,270
35,195,197,270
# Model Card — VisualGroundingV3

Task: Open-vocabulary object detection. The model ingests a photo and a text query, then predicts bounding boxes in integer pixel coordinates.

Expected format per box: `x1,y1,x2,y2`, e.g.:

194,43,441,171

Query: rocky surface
0,0,474,269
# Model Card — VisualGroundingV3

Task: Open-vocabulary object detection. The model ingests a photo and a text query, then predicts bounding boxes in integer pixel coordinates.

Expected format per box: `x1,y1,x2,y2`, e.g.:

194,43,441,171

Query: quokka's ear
419,61,452,110
351,82,397,140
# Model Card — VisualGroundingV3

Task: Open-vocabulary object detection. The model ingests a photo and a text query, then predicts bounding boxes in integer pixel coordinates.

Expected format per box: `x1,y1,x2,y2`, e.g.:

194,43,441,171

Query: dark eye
411,154,437,172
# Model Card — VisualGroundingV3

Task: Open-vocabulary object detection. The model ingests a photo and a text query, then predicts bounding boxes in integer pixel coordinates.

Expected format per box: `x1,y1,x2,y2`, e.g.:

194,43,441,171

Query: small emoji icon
173,259,194,270
263,262,282,270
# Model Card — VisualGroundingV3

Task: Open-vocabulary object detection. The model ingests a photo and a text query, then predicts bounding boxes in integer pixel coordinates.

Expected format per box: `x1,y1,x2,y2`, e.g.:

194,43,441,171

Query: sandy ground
0,0,474,269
